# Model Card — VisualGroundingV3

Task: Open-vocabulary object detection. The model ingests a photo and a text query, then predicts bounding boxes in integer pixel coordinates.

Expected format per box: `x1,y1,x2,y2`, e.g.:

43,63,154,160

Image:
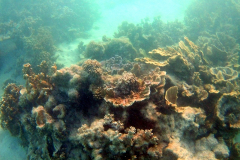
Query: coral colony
1,36,239,159
1,0,240,159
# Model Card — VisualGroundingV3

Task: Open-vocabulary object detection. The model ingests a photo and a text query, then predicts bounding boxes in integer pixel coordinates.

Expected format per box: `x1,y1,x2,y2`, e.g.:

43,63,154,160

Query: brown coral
209,67,238,83
104,72,150,107
82,59,103,85
216,93,240,128
148,47,179,61
165,86,178,106
32,105,53,128
181,84,209,103
134,57,169,67
22,62,53,103
0,83,22,135
53,104,66,119
71,115,162,159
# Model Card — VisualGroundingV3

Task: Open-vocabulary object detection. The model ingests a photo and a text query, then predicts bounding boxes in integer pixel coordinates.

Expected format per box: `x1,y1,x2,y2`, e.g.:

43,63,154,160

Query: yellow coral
134,57,169,67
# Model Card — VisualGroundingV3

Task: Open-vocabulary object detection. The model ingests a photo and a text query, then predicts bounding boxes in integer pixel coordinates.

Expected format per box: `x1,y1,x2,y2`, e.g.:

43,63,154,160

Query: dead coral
52,64,85,89
22,27,56,73
104,37,138,60
162,107,228,160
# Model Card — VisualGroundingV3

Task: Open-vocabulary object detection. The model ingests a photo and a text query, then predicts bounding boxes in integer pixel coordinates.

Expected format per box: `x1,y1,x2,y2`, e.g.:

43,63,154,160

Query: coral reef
114,17,186,53
0,0,99,42
1,1,240,158
1,49,239,159
0,0,100,77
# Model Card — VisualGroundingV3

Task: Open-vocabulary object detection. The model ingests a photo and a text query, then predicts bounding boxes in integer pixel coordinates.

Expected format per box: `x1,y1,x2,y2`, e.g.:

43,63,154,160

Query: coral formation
165,86,178,106
32,105,53,128
104,71,149,107
1,1,240,158
216,93,240,128
209,67,239,83
114,17,186,52
0,83,23,136
2,29,240,159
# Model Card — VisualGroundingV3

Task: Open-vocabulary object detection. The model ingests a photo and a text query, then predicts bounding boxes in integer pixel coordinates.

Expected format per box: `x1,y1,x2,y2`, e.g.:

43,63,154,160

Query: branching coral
22,61,53,103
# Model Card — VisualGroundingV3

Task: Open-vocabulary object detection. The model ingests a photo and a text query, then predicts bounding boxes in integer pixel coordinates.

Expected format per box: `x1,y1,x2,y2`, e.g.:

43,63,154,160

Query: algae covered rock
84,37,138,61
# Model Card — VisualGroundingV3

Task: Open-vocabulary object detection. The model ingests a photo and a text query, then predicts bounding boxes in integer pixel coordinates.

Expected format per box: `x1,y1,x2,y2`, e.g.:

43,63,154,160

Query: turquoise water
0,0,240,159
